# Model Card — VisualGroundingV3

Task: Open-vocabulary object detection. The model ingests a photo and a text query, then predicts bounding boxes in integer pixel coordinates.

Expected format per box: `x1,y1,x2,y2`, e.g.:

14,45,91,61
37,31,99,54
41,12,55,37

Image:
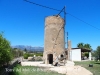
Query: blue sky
0,0,100,50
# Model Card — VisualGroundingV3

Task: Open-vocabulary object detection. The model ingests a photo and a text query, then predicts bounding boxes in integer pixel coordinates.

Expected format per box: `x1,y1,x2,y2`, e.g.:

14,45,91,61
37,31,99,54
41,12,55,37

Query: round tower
43,15,65,64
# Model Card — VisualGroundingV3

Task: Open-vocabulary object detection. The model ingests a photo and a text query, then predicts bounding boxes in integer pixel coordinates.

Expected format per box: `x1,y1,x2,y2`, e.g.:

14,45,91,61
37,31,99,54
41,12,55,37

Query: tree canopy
96,46,100,56
95,46,100,59
0,32,13,66
77,43,84,48
77,42,92,58
92,46,100,61
77,42,92,50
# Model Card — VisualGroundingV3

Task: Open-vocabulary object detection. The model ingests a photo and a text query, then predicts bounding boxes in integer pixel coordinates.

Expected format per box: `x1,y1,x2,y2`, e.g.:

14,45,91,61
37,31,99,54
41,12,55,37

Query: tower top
45,15,64,25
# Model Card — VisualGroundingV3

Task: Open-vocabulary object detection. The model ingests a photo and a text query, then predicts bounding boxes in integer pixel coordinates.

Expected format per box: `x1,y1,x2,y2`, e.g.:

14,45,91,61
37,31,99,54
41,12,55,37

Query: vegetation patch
75,61,100,75
10,64,65,75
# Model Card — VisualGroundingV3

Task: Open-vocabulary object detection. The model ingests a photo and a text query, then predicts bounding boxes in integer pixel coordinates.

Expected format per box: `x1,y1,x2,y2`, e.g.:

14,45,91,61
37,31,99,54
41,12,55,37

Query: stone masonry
43,15,65,64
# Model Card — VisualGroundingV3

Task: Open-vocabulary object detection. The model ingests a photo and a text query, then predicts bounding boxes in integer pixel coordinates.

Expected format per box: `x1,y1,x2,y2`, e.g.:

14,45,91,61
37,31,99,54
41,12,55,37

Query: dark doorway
48,54,53,64
61,54,64,57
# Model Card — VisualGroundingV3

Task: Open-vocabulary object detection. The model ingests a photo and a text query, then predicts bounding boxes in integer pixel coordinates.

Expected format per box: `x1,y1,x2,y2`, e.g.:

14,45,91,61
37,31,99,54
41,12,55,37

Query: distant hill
11,45,44,52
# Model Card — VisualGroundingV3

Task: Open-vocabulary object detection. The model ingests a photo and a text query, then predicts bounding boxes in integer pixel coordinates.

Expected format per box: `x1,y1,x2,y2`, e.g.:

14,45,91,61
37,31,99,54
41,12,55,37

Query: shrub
35,53,43,56
23,53,30,59
23,53,34,59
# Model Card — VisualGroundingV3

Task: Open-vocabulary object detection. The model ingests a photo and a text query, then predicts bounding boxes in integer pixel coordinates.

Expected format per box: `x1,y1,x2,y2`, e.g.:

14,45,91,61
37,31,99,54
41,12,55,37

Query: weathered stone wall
43,15,65,64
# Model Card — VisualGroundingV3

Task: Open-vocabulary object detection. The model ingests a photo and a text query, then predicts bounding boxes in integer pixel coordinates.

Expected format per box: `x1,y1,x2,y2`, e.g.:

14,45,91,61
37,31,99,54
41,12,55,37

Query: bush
35,53,43,56
23,53,29,59
84,52,89,58
23,53,34,59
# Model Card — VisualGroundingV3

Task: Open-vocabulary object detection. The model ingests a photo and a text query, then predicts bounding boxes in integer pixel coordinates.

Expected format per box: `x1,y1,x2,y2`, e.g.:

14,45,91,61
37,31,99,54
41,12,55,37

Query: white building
66,48,92,61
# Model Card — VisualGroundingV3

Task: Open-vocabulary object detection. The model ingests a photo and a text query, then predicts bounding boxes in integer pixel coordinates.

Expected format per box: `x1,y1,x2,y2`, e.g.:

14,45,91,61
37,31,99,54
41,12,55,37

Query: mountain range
11,45,44,51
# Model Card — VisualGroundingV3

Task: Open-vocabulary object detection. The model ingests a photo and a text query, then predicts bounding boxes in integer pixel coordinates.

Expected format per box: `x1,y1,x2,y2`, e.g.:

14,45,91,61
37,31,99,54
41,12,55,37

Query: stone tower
43,15,65,64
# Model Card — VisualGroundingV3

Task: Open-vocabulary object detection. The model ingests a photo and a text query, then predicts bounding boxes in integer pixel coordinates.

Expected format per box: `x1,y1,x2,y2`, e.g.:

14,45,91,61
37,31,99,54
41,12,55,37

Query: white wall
89,52,91,60
70,49,81,61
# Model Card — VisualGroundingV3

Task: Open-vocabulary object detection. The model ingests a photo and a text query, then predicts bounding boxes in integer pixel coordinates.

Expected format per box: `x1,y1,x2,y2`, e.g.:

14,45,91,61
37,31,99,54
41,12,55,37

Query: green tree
0,32,13,67
92,50,97,57
77,43,92,58
77,43,92,50
84,44,92,50
84,44,92,58
77,43,84,48
24,48,27,53
95,46,100,60
91,46,100,61
96,46,100,55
